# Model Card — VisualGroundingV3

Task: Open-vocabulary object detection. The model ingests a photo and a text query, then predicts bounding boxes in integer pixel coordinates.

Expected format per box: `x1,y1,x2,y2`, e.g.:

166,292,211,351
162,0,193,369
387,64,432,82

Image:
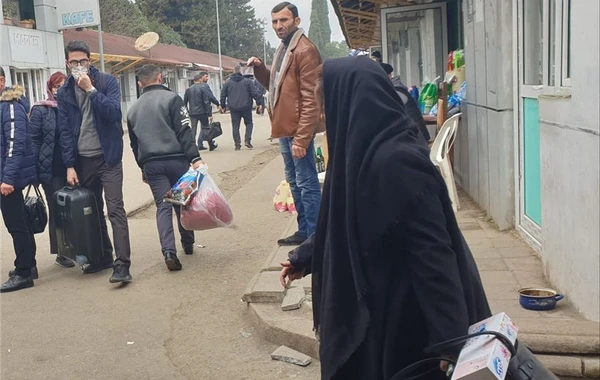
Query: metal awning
330,0,419,48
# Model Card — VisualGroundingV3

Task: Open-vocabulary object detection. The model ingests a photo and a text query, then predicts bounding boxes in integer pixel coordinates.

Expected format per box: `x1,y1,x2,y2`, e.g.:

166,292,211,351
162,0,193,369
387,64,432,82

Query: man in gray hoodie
127,64,204,271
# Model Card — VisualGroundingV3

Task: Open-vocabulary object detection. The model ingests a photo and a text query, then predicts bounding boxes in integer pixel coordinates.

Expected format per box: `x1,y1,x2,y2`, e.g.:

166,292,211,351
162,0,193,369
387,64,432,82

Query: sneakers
199,146,208,151
83,258,114,274
8,266,38,280
209,141,218,151
109,264,132,283
245,141,253,149
277,232,307,246
0,275,34,293
165,252,183,271
235,145,241,151
55,256,75,268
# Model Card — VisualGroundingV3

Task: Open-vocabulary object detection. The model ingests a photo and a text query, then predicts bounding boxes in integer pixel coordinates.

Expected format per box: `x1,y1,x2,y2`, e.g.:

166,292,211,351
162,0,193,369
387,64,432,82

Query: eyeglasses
68,59,89,67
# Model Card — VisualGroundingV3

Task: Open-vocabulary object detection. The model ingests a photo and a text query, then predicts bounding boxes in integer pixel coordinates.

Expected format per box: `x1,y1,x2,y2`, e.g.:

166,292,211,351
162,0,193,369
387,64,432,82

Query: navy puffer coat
30,104,62,185
0,86,37,189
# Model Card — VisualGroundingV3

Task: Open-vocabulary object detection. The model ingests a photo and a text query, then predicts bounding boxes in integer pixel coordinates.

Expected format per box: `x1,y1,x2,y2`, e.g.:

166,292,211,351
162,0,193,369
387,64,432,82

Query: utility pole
262,18,267,64
216,0,223,88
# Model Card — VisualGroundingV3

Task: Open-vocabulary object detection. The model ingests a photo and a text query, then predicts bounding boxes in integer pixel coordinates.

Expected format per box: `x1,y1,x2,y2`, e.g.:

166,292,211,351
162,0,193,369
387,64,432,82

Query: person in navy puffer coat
29,71,72,268
0,67,39,292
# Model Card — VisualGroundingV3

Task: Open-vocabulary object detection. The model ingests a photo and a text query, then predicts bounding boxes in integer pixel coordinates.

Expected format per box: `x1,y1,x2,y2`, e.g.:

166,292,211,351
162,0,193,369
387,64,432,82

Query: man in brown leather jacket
248,2,324,246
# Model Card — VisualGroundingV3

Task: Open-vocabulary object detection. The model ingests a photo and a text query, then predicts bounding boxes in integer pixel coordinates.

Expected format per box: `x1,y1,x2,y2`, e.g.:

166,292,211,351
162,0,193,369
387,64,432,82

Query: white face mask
71,66,88,80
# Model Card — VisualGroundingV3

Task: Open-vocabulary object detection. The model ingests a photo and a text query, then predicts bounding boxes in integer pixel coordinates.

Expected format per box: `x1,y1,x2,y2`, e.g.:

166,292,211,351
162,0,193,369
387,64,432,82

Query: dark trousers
230,109,253,147
77,155,131,266
191,114,212,148
143,159,194,256
1,190,37,277
42,176,66,255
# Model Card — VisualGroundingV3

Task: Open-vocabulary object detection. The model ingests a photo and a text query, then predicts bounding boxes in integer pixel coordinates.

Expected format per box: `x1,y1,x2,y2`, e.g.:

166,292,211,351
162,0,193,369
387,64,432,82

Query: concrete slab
282,286,306,311
584,358,600,378
476,258,509,271
260,219,297,272
536,355,582,378
242,271,285,303
271,346,312,367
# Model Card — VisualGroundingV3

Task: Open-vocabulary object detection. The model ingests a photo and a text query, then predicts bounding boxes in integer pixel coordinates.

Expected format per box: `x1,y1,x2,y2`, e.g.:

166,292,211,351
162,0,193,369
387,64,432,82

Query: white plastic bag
181,166,233,231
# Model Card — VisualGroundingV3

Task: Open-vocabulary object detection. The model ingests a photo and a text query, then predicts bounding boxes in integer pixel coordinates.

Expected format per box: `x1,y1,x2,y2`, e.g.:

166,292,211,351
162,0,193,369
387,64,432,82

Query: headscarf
312,56,437,379
33,72,67,109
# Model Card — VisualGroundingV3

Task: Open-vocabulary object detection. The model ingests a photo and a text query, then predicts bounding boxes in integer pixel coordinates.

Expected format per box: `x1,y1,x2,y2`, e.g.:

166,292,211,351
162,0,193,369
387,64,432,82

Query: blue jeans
280,137,321,238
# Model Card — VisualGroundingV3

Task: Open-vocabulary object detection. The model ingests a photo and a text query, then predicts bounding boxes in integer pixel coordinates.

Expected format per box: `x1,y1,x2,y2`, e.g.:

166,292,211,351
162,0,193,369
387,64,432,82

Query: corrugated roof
62,29,243,71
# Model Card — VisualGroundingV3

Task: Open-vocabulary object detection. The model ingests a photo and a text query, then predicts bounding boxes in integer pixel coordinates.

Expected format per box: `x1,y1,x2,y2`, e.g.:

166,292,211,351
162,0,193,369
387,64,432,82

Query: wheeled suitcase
53,186,105,267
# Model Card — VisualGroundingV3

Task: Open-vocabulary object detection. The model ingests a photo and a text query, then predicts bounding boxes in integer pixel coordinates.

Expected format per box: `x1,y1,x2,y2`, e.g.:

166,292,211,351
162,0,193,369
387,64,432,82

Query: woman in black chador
281,57,492,380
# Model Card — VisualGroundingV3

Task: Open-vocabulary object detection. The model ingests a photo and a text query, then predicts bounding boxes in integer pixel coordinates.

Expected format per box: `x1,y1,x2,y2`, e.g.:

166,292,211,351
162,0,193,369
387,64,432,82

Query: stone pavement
0,113,325,379
243,190,600,379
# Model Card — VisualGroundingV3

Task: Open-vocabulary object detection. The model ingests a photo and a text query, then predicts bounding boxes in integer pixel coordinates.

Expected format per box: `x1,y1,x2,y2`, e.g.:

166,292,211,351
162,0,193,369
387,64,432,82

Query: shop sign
56,0,101,30
8,29,44,64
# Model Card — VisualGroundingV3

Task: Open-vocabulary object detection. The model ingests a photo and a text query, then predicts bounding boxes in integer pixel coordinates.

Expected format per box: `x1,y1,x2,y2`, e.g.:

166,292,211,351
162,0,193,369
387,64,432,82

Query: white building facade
1,0,66,101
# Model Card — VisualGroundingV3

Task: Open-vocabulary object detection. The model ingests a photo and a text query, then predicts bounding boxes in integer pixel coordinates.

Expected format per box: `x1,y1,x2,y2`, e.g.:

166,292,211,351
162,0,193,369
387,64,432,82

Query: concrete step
248,302,600,378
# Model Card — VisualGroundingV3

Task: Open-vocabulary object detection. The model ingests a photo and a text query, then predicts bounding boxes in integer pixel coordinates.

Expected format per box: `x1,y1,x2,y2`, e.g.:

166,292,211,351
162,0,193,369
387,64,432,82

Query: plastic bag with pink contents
180,166,233,231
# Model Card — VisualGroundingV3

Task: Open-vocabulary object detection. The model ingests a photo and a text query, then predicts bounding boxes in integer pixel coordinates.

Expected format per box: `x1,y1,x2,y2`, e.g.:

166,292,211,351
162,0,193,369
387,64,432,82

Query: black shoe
8,266,38,280
209,142,218,151
165,253,183,271
277,232,307,246
83,258,114,274
199,146,208,151
1,275,34,293
235,145,241,151
109,264,132,283
55,256,75,268
245,141,253,149
183,245,194,255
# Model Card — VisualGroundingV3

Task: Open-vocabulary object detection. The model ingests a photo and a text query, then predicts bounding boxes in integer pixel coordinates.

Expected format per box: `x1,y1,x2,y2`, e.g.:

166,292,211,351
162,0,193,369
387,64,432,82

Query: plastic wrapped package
180,167,233,231
164,169,203,206
273,180,296,214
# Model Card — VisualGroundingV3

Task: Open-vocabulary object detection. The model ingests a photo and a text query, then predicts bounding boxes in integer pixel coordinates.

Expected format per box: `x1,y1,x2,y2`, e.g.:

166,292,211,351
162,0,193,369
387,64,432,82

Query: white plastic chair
430,113,461,212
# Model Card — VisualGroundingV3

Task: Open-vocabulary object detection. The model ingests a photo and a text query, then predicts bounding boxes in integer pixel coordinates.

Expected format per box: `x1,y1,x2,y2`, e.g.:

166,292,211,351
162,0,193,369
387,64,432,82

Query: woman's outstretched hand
280,260,305,288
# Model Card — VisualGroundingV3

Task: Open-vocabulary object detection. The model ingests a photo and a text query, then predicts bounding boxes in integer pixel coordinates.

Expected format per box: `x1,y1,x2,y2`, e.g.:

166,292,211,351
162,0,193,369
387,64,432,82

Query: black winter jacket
30,104,64,185
127,85,201,168
220,74,262,112
184,83,219,116
0,86,37,189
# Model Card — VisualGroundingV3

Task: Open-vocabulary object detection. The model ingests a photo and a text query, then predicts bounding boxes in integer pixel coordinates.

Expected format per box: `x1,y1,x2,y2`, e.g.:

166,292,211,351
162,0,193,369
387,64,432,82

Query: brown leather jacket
254,29,325,149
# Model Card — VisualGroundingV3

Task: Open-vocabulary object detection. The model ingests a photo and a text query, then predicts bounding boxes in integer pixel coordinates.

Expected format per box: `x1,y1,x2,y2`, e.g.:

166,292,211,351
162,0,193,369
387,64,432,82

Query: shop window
561,0,571,86
523,0,571,90
523,0,544,86
382,4,447,87
10,69,45,103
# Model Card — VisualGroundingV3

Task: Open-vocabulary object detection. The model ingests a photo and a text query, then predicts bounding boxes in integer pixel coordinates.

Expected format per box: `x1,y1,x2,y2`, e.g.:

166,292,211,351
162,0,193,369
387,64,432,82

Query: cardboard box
452,313,519,380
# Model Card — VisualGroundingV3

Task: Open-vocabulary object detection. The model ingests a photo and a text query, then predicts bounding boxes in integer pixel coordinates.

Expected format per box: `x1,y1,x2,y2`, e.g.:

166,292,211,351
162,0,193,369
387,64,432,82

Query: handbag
24,185,48,234
203,121,223,141
392,331,559,380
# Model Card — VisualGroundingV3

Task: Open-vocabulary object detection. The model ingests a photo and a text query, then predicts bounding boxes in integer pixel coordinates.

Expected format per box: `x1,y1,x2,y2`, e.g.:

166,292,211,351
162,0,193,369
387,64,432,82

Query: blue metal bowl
518,287,564,311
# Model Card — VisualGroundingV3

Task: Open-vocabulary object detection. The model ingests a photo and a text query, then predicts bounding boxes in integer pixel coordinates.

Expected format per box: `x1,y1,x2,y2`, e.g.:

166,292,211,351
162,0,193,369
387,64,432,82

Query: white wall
455,0,515,230
538,0,600,322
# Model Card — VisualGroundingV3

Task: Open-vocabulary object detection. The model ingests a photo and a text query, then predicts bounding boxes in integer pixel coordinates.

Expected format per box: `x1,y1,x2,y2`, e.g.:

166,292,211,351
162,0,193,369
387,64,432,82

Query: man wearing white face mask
57,40,132,284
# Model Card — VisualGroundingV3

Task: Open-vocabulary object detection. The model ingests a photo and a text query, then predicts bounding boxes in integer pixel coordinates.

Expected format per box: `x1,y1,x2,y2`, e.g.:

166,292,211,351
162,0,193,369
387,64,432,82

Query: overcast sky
249,0,345,46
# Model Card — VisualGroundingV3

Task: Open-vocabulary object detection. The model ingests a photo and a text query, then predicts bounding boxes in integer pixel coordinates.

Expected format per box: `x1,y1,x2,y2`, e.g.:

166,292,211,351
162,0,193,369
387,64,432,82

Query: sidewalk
243,190,600,379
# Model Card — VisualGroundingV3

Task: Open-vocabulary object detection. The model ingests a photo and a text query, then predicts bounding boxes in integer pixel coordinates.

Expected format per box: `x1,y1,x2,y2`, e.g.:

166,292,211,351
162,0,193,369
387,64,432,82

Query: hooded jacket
220,73,262,112
57,65,123,168
0,86,37,189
